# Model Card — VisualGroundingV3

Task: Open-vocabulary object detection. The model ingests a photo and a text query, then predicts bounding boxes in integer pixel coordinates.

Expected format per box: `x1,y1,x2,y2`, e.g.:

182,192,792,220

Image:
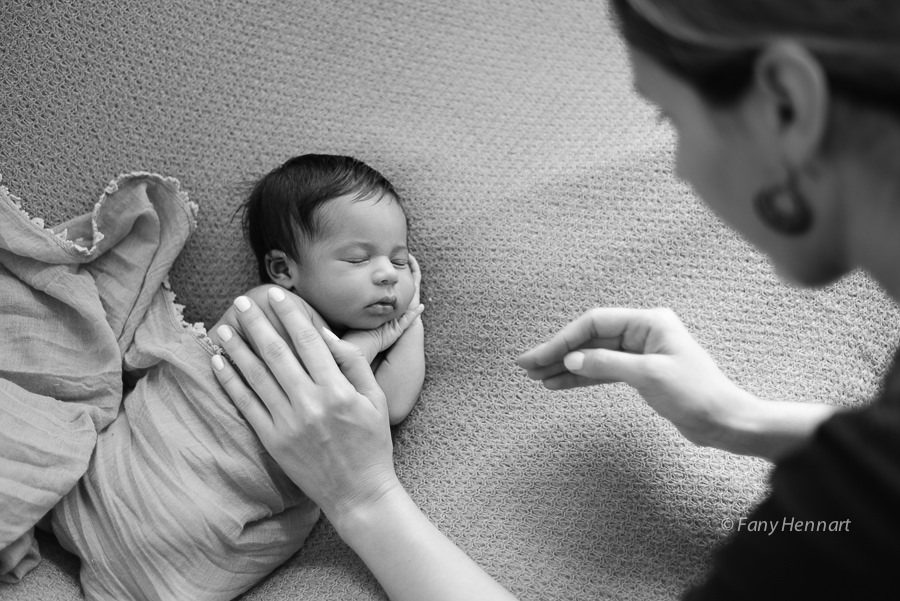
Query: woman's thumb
564,348,648,386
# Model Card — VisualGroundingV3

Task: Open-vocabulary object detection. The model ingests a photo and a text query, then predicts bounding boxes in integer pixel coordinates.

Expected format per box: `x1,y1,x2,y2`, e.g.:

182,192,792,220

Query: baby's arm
371,254,425,425
341,254,425,424
373,315,425,425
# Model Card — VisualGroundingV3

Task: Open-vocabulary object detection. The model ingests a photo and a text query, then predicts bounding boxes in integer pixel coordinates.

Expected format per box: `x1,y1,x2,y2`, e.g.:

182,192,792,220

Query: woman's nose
372,257,399,285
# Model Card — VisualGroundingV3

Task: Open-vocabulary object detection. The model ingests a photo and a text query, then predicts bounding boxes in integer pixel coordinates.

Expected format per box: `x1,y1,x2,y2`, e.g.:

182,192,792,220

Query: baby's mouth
367,296,398,311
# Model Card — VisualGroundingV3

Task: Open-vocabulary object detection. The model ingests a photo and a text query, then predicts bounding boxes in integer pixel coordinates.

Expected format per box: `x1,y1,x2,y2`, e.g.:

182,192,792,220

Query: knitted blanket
2,1,898,599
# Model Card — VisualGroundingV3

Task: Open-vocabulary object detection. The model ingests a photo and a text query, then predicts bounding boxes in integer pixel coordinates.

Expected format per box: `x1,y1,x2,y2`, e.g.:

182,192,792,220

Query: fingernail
211,354,226,371
321,328,339,342
564,351,584,371
268,287,285,303
234,296,251,312
217,325,233,342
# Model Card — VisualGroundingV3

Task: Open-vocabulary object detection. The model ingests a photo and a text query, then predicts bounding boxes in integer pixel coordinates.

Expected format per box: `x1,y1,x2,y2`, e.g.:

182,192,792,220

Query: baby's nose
373,258,399,284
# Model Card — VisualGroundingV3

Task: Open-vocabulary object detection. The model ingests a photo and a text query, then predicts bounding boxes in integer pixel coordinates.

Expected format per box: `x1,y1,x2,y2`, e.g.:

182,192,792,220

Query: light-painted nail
217,325,233,342
564,351,584,371
268,287,286,302
321,328,339,342
234,296,251,312
211,354,226,371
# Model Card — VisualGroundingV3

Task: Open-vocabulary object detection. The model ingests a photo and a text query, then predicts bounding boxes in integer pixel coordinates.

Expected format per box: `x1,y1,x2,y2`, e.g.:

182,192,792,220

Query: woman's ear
752,40,829,165
264,250,297,288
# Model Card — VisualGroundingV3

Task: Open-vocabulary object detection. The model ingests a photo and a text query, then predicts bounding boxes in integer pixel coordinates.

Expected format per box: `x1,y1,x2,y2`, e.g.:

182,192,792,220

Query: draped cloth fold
0,174,319,600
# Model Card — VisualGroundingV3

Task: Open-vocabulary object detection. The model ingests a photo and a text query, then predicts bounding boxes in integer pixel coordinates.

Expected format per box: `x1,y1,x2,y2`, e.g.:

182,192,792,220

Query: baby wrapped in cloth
0,173,318,600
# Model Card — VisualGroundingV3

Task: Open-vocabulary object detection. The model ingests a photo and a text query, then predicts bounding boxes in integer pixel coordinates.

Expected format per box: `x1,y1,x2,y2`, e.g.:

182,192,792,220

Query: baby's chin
341,311,401,332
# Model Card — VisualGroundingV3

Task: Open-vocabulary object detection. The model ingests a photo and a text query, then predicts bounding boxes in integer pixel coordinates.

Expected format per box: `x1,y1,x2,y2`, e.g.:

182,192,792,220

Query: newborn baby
214,153,424,424
51,155,424,601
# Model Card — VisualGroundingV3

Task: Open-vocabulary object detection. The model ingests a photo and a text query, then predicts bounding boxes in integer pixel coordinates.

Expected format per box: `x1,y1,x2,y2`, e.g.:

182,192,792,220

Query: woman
211,1,900,598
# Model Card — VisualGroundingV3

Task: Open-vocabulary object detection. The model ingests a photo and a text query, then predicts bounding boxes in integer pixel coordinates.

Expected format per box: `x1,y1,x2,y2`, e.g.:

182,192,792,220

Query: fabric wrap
0,174,319,600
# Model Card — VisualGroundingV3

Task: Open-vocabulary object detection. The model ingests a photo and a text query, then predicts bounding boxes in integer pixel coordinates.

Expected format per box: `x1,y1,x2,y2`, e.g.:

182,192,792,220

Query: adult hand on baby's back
516,307,746,449
211,288,401,519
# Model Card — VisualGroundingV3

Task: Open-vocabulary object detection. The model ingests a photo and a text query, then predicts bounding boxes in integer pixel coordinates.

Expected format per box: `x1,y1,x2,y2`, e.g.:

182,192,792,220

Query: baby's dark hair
241,154,401,283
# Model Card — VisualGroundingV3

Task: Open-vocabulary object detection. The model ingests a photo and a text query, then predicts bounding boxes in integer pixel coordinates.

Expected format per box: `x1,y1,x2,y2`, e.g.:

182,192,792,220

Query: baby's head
242,154,415,333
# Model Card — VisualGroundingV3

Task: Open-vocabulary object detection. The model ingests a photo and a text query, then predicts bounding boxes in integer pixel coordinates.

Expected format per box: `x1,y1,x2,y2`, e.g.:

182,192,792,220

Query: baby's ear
264,250,297,287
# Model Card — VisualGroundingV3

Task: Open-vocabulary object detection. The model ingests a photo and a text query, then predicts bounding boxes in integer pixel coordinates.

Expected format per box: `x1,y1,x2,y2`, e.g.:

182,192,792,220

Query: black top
684,346,900,600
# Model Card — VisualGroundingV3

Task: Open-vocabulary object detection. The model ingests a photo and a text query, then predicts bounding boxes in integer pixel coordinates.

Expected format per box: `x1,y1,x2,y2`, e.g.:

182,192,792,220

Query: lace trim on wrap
0,171,199,255
1,171,213,353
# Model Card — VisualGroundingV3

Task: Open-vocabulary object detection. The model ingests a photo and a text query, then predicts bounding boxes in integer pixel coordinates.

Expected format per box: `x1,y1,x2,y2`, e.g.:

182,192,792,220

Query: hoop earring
753,173,813,236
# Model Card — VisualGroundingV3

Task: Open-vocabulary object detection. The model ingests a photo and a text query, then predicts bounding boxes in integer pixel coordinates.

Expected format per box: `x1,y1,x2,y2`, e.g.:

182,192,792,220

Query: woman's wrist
708,388,840,461
326,476,408,541
326,478,519,601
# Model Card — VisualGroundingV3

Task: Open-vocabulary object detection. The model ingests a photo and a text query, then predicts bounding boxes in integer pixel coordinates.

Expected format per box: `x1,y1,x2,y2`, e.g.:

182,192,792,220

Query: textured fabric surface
0,172,320,599
1,1,899,600
0,173,195,572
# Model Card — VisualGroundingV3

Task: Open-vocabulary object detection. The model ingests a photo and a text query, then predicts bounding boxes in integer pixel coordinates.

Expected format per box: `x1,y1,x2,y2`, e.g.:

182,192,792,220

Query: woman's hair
241,154,401,283
609,0,900,114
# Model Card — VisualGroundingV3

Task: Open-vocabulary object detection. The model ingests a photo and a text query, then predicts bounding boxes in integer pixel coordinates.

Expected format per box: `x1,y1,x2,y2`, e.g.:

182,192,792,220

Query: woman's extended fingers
212,322,292,426
210,352,275,437
518,333,622,379
538,369,619,390
265,286,345,385
521,351,632,389
219,294,316,392
516,308,631,370
516,307,673,371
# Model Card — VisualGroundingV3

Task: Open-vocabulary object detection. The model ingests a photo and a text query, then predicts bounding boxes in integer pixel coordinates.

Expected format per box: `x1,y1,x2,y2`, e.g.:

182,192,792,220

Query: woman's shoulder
877,343,900,407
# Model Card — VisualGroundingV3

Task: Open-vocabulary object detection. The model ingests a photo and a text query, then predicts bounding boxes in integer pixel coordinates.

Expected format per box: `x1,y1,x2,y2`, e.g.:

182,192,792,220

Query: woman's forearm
711,388,841,461
330,485,518,601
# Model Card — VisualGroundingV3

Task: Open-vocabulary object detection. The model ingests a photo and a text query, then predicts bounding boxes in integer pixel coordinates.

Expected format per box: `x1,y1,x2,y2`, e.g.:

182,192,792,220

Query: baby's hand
408,253,421,308
343,254,423,363
344,302,424,364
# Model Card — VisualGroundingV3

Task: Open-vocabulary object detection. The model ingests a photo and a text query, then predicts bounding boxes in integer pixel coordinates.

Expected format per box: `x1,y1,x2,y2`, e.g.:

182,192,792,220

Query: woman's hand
211,287,401,518
211,288,516,601
516,307,744,450
343,254,424,363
